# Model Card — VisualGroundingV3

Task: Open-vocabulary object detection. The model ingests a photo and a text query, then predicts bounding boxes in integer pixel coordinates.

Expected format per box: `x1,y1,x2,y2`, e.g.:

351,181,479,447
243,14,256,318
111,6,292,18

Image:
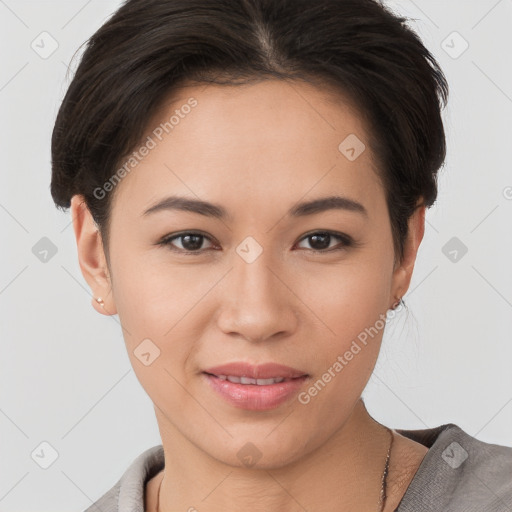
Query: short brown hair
51,0,449,265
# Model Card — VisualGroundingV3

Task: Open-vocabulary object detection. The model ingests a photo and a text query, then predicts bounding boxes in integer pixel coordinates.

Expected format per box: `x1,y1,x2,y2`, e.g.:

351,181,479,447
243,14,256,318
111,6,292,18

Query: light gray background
1,0,511,510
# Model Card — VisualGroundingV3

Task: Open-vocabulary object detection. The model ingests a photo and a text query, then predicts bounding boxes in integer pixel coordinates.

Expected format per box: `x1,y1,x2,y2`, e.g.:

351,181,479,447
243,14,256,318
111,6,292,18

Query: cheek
111,261,197,410
305,257,391,341
109,241,190,330
108,248,209,387
297,257,391,398
296,269,389,435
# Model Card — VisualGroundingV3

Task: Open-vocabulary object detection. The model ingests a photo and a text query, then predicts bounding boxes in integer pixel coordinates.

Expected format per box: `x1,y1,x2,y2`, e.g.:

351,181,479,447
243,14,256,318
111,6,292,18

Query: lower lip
203,373,308,410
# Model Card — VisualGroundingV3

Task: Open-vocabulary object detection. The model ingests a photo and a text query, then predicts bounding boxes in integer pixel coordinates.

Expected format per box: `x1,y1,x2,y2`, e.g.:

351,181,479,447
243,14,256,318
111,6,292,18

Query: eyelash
157,230,357,255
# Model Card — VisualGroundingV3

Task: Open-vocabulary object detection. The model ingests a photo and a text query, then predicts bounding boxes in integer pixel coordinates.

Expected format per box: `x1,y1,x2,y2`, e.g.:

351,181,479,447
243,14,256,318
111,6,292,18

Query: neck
153,399,393,512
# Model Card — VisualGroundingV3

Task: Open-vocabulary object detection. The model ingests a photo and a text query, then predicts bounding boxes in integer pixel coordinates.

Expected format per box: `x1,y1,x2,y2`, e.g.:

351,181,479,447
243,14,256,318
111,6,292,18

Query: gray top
84,423,512,512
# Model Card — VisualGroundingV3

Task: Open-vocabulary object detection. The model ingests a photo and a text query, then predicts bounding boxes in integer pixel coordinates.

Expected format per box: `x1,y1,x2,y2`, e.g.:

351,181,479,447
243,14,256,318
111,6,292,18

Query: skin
71,79,428,512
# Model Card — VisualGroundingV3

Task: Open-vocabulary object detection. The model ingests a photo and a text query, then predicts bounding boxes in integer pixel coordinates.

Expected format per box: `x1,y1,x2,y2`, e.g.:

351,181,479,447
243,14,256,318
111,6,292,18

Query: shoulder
395,423,512,512
83,481,120,512
83,444,165,512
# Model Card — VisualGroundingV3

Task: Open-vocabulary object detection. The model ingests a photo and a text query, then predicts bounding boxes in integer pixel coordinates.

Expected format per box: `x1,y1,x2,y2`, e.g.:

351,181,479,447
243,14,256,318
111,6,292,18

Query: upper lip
203,362,308,379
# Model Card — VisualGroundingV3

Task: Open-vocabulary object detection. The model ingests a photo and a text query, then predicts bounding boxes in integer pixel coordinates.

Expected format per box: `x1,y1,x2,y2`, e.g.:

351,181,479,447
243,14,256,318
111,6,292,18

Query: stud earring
95,297,105,307
391,296,403,310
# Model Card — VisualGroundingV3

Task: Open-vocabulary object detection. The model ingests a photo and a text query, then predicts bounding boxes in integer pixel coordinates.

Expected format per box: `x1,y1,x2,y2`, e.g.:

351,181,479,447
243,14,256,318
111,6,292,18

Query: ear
390,200,426,308
70,195,117,316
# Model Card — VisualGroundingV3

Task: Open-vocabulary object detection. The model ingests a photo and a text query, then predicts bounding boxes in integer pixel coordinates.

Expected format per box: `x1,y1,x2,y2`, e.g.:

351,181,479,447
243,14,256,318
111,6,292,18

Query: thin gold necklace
155,427,394,512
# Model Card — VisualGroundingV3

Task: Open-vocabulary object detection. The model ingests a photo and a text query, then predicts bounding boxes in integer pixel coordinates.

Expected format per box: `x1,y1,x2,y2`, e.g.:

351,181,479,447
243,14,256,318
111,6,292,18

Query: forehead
110,79,384,218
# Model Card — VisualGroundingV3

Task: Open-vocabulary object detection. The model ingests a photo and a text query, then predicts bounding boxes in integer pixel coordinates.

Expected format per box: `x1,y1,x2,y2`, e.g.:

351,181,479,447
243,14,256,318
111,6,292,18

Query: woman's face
74,79,423,468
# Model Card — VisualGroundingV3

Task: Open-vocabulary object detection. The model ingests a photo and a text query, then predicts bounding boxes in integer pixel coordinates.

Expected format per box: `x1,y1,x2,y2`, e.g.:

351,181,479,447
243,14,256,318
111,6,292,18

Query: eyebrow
142,195,368,220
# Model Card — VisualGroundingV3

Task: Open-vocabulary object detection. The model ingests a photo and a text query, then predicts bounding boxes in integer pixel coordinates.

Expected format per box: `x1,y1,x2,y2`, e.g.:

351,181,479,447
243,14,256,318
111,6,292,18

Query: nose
216,249,299,343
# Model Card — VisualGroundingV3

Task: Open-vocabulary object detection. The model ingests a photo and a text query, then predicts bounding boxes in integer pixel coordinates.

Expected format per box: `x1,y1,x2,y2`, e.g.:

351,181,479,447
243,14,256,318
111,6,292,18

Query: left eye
158,231,353,254
296,231,353,252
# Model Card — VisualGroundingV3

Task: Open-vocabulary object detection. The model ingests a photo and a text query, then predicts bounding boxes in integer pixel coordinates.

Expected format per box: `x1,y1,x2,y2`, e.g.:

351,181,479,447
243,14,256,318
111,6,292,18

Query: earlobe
70,195,117,316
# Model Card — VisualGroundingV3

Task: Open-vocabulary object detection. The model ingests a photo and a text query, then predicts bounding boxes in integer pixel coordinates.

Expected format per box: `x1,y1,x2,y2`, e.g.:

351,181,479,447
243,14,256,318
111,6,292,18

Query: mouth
201,363,310,410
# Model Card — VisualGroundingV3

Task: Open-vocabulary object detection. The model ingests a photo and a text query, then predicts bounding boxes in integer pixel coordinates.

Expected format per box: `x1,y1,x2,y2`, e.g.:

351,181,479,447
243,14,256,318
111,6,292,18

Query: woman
50,0,512,510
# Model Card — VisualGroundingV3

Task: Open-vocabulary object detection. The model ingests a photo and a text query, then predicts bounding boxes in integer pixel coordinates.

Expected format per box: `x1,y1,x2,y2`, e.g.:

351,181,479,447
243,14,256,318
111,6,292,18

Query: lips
202,362,309,410
203,362,308,381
